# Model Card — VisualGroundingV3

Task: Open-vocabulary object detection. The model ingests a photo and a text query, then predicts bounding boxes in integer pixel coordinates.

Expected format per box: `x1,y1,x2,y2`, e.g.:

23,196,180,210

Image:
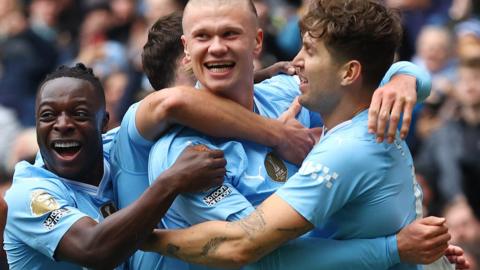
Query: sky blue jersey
275,110,423,270
146,61,430,270
3,132,117,269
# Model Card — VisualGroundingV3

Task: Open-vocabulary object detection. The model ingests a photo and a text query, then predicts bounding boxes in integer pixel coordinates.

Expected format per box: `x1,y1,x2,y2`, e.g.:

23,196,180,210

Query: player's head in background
142,12,195,90
292,0,402,118
35,63,108,185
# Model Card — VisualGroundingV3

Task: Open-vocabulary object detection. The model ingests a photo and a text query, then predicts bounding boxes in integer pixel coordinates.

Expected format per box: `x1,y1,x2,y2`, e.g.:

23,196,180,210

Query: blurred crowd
0,0,479,269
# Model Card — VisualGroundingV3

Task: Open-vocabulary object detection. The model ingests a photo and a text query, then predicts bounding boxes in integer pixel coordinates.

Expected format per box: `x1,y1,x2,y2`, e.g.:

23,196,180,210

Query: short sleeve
380,61,432,103
5,179,89,259
275,141,367,227
111,102,154,173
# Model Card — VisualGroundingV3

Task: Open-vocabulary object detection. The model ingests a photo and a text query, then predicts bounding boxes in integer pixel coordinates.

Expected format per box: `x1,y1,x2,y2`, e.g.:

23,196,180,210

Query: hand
166,145,226,193
275,98,322,165
445,245,471,270
253,61,296,83
397,216,450,264
368,74,417,143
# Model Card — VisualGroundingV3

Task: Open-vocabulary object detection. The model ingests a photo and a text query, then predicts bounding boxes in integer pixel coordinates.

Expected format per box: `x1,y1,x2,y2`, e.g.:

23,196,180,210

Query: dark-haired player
3,64,226,269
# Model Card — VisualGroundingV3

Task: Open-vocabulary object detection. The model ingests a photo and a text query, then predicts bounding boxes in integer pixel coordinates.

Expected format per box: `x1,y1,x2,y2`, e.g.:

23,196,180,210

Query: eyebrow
38,98,90,107
191,25,244,36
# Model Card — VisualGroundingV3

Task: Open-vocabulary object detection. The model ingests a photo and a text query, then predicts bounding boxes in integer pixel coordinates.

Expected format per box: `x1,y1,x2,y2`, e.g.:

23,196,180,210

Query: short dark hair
300,0,402,88
142,12,184,90
39,63,105,105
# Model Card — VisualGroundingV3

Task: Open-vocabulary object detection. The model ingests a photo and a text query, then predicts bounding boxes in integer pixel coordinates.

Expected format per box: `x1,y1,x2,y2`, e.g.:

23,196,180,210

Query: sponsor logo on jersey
43,208,70,230
30,190,60,216
264,152,288,182
203,185,232,206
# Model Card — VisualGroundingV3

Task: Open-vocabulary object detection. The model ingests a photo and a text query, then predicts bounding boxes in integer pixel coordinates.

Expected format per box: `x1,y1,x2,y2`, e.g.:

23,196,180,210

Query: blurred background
0,0,479,268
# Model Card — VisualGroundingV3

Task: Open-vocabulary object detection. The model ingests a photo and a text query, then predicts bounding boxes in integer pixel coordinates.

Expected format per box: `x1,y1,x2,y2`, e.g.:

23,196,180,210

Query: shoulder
254,74,300,99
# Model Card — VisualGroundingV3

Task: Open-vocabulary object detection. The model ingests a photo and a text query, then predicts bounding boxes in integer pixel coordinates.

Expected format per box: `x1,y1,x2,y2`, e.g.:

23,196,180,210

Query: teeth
205,62,235,69
54,142,80,148
210,67,232,73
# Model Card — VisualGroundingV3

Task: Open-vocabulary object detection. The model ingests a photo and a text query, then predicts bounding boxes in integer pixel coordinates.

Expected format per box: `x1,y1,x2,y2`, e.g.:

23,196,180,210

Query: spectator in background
74,4,128,79
414,26,457,96
386,0,453,60
0,0,58,127
407,26,457,154
416,57,480,216
103,71,129,129
444,198,480,269
455,19,480,60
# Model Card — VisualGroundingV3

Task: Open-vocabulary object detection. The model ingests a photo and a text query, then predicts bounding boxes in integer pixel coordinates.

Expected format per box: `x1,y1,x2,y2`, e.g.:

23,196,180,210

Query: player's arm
369,61,432,143
136,86,318,165
253,61,296,83
143,196,450,269
55,145,225,269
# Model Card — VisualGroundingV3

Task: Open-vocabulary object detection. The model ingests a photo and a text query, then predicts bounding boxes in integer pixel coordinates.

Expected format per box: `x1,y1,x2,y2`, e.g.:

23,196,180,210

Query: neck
322,86,371,130
86,159,104,186
207,80,255,111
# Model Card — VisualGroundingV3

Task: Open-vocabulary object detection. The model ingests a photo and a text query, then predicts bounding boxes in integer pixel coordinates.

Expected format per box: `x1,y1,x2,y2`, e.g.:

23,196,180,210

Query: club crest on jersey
264,152,288,182
100,202,118,218
43,208,70,230
203,185,232,206
30,190,60,216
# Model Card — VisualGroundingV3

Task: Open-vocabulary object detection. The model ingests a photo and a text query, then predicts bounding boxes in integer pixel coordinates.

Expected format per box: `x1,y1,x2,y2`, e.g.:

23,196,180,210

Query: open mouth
51,141,82,159
204,61,236,73
299,75,309,85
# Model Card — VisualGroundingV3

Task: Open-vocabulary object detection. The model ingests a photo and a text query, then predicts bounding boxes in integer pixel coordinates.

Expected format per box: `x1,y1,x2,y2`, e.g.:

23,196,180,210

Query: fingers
281,61,295,75
207,149,225,159
287,97,302,118
445,245,464,257
427,233,450,251
368,91,381,134
420,216,446,226
208,156,227,169
399,96,415,139
309,127,323,144
386,96,404,143
376,92,395,143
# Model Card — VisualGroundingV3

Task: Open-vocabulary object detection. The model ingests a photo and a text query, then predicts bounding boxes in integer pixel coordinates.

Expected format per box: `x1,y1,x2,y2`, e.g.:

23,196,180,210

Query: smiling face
293,34,343,115
181,0,263,101
36,77,107,182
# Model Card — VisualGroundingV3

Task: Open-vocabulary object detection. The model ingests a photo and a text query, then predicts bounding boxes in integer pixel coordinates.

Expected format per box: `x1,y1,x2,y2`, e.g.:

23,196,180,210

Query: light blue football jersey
275,110,423,270
4,154,116,269
146,61,431,270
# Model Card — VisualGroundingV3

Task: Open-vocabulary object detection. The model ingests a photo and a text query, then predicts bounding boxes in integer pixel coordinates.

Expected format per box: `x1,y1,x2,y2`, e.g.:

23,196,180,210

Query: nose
292,51,304,71
53,112,74,134
208,36,228,56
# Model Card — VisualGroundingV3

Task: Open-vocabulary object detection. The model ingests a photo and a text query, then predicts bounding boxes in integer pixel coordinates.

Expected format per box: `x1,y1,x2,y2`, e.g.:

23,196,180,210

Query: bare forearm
143,196,312,268
57,171,182,268
138,87,283,147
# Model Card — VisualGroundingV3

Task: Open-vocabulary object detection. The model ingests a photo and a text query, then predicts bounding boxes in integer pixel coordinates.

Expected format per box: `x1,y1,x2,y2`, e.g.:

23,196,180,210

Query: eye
195,33,209,41
223,31,238,39
74,110,90,120
39,110,56,122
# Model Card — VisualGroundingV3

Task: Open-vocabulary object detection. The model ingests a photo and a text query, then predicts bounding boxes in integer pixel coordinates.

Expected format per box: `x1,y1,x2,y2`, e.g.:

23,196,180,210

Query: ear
253,28,264,57
181,35,191,60
339,60,361,86
102,111,110,133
